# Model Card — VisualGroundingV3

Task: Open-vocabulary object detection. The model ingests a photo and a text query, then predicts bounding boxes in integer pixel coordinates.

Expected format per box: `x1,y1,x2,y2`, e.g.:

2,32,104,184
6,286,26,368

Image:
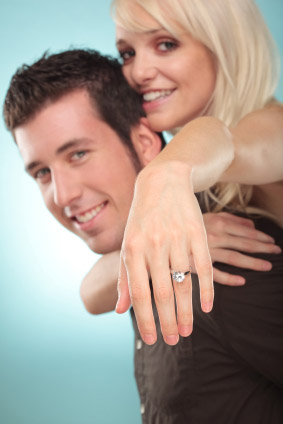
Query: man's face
15,90,143,254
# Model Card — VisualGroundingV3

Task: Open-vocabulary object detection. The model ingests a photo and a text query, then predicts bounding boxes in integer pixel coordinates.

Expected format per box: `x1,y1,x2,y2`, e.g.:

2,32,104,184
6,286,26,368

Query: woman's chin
147,113,189,133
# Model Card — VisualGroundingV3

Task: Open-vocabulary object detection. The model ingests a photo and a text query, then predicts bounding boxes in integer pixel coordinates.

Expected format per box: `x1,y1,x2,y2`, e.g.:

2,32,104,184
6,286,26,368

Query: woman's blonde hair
112,0,280,218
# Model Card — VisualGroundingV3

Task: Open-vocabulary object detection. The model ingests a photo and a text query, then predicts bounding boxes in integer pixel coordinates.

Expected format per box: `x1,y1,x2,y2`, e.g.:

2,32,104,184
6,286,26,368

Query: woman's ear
131,117,162,166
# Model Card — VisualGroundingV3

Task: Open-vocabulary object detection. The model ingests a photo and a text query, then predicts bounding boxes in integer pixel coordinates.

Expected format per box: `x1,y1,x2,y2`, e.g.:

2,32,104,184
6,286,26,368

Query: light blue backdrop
0,1,282,424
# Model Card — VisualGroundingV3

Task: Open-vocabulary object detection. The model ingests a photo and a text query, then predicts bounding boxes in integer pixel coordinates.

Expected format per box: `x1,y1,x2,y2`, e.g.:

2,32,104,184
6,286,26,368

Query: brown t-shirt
130,216,283,423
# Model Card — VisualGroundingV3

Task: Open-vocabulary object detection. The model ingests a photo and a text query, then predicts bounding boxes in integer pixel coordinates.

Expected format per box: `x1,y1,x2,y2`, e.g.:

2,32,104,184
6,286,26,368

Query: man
4,49,283,423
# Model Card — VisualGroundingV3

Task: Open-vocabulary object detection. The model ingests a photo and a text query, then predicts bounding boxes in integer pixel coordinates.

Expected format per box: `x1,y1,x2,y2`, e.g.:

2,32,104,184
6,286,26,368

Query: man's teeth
76,203,105,223
143,90,173,102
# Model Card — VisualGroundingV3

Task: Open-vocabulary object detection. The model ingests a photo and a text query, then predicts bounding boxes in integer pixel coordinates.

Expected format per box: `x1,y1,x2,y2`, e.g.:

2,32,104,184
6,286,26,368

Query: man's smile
70,201,108,230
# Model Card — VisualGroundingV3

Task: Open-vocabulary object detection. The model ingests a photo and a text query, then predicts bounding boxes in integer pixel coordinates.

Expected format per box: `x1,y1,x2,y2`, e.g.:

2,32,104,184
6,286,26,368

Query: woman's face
116,13,216,132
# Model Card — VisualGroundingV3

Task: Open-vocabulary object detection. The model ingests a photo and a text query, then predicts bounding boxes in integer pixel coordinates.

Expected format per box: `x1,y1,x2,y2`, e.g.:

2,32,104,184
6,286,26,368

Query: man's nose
52,170,82,208
130,52,158,87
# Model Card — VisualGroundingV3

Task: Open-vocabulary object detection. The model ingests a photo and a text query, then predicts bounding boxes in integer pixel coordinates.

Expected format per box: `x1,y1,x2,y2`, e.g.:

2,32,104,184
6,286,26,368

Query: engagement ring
170,267,192,283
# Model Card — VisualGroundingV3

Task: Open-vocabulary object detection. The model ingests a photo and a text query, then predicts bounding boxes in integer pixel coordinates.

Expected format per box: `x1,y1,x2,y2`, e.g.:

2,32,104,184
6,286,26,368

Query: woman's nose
129,53,158,87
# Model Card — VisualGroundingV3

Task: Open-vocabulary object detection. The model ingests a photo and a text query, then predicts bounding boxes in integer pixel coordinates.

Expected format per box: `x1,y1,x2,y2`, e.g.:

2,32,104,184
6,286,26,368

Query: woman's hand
116,161,214,346
115,160,281,347
115,118,235,346
203,212,281,285
78,213,280,316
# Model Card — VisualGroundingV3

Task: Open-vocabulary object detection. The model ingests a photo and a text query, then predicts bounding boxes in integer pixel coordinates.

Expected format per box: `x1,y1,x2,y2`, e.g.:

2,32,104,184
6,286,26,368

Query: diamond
172,271,185,283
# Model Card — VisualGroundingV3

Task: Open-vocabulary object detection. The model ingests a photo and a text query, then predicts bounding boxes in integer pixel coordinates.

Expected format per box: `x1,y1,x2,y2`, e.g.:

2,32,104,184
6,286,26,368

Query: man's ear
131,117,162,166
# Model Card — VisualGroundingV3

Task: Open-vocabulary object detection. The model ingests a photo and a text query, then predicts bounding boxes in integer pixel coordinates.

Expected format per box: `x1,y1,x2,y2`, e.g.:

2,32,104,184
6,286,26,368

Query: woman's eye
158,41,177,52
119,49,135,63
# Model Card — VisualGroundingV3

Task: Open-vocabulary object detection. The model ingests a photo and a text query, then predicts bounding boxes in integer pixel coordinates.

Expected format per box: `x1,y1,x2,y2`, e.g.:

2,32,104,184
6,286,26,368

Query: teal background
0,1,282,423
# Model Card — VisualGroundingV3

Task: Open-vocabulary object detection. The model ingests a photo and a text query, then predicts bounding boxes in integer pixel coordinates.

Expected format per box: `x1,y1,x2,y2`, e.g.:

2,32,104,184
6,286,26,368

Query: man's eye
118,49,135,63
158,41,178,52
34,168,50,180
71,151,87,161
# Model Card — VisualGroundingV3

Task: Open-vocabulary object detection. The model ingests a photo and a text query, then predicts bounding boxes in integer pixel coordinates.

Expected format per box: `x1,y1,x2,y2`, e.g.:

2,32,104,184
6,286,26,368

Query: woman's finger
169,239,193,337
116,255,132,314
212,248,273,271
209,234,280,254
123,247,157,345
225,225,275,243
206,212,274,243
149,249,179,346
213,267,246,286
217,212,255,228
191,228,214,313
173,273,193,337
205,212,274,243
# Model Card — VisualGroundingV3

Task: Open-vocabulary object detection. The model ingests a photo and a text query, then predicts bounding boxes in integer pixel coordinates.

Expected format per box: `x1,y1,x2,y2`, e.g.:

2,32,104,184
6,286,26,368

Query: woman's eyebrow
116,28,163,47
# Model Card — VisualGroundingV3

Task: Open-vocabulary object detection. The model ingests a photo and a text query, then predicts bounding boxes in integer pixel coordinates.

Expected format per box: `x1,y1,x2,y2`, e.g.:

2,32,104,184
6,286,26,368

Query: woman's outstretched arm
116,104,283,346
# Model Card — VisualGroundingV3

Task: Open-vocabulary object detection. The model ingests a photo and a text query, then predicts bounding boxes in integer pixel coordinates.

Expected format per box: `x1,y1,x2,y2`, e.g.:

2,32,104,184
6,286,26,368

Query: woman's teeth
76,202,106,223
143,89,173,102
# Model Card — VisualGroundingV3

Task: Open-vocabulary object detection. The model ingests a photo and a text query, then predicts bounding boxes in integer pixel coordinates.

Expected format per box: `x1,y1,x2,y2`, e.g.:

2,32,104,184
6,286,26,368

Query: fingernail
273,246,282,254
143,334,156,345
165,335,179,345
179,325,192,337
202,301,213,313
236,277,245,284
262,262,272,271
264,235,275,243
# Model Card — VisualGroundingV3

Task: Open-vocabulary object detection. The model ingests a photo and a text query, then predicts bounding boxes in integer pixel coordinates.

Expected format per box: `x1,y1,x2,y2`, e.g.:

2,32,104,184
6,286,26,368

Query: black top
130,216,283,423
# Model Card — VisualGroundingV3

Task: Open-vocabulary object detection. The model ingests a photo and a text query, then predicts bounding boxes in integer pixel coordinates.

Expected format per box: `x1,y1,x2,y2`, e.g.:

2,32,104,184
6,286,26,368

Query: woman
80,2,283,421
108,0,283,347
81,0,283,344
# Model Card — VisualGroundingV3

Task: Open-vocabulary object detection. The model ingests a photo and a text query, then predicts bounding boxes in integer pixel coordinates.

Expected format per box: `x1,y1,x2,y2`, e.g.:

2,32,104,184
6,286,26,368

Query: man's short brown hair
3,49,148,166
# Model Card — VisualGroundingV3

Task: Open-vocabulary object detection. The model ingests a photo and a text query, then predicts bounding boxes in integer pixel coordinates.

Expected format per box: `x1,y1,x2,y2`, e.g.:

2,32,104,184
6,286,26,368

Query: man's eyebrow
25,138,93,173
55,138,93,154
25,161,42,173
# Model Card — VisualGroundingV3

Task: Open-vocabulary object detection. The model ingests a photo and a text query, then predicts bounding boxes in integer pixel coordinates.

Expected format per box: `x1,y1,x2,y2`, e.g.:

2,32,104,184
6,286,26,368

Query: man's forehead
14,90,134,172
14,90,102,144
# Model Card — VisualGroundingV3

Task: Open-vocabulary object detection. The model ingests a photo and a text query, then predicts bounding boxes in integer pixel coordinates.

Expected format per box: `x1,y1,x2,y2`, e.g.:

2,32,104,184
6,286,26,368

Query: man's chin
85,236,122,255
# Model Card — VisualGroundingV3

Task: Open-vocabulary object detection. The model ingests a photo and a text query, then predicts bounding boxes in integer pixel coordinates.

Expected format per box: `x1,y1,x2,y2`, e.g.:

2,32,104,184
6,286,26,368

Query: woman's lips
142,89,175,111
142,89,174,102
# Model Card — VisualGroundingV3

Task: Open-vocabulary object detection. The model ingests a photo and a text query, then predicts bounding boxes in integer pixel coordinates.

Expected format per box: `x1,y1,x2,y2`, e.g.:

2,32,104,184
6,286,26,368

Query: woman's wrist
137,160,194,191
